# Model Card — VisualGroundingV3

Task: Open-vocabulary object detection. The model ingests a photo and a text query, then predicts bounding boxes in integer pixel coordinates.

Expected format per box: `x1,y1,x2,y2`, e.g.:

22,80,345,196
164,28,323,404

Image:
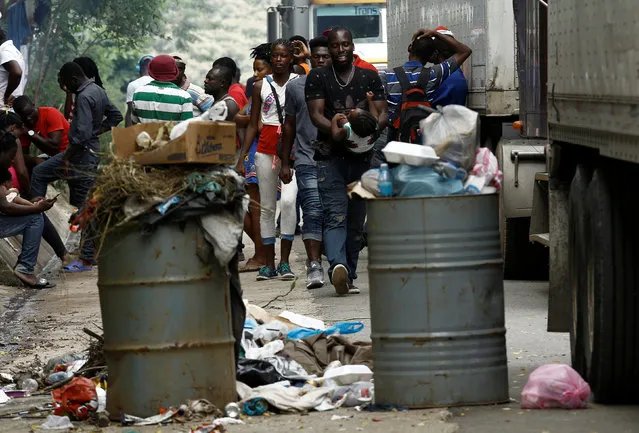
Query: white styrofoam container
382,141,439,166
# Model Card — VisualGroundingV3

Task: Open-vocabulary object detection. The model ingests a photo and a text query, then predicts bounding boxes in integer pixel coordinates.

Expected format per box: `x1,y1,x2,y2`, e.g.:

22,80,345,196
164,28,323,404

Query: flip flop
63,260,93,273
13,270,56,289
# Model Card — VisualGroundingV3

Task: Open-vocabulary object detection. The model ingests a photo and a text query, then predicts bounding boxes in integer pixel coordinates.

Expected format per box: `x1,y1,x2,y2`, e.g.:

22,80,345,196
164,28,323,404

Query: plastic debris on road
40,414,75,430
331,414,354,421
323,365,373,386
521,364,591,409
0,390,9,404
52,377,98,420
287,322,364,340
121,409,178,426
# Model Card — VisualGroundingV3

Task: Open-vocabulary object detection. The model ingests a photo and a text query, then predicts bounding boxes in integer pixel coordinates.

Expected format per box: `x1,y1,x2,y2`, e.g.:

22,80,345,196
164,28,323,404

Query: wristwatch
28,130,35,137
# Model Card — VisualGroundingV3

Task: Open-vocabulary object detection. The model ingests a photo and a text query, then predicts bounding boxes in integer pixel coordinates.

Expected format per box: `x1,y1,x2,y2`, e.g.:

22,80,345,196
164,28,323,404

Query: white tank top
260,73,298,126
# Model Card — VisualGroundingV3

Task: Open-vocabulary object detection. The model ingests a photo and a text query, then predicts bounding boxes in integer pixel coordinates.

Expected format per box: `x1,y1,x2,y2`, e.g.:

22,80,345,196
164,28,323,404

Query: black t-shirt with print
305,65,385,159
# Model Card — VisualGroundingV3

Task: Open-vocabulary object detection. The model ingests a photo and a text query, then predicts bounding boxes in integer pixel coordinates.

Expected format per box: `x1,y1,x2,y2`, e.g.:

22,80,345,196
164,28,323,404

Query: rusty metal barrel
98,221,236,418
367,194,508,408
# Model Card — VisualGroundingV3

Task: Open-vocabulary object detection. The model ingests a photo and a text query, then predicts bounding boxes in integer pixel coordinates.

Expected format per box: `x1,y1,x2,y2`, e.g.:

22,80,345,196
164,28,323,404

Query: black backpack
391,66,433,143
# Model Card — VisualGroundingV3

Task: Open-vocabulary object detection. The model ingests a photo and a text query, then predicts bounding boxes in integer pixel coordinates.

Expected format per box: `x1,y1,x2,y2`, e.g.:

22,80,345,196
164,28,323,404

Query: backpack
391,66,432,143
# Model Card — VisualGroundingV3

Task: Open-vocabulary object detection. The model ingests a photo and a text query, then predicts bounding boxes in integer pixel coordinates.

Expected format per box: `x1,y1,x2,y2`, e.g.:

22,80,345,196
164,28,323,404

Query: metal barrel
367,194,508,408
98,221,236,418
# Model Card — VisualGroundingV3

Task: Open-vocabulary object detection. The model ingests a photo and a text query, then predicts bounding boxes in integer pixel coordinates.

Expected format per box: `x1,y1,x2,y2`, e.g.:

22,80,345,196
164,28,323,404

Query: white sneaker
331,264,349,296
347,283,360,295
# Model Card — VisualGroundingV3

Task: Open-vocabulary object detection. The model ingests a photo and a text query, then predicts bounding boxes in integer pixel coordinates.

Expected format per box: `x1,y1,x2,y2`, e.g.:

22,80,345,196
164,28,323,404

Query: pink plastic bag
521,364,591,409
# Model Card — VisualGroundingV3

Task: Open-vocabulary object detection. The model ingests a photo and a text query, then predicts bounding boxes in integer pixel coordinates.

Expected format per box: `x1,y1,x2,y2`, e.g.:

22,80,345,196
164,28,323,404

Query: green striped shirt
132,80,194,123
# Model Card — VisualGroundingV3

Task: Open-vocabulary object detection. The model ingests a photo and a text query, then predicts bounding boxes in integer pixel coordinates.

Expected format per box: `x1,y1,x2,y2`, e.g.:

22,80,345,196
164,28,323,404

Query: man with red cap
132,54,193,124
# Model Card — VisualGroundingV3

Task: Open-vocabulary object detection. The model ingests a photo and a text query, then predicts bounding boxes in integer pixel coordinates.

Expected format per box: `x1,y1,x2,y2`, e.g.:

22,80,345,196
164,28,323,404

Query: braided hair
251,43,272,63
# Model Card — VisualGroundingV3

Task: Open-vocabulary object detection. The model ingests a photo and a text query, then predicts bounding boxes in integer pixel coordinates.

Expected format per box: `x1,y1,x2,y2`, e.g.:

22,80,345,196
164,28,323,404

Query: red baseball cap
322,28,332,37
148,54,179,82
436,26,455,38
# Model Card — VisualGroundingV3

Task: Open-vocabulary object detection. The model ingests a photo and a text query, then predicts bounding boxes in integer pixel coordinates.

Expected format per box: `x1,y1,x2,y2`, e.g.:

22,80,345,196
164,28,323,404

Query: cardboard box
112,121,237,165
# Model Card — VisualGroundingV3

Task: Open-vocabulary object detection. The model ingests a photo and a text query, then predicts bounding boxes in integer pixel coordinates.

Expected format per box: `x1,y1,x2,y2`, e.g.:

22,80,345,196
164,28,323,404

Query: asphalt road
0,238,637,432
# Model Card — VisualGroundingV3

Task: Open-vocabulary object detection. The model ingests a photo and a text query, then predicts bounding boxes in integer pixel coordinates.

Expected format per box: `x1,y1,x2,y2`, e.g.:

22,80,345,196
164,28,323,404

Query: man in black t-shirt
305,27,388,296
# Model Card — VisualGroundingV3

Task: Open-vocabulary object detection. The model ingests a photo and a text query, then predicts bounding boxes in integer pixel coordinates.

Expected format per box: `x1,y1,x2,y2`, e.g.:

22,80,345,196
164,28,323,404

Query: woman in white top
236,39,299,281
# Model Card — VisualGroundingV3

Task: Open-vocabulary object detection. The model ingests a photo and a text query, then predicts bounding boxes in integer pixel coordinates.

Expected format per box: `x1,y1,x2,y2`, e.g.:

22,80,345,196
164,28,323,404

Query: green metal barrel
367,194,509,408
98,221,236,418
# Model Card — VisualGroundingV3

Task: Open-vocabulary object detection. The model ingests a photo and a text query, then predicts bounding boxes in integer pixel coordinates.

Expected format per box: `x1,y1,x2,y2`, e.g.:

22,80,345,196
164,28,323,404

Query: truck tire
585,169,616,402
568,165,589,379
503,217,549,281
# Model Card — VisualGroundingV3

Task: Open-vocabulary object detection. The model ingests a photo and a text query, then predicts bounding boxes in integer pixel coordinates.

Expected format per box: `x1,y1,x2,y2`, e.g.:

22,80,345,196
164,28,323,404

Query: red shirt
229,84,248,110
353,54,378,72
20,107,70,153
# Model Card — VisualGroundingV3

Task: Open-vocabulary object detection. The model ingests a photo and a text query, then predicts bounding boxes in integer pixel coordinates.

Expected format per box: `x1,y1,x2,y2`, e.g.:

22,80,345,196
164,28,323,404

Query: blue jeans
31,151,99,263
317,156,370,281
0,213,44,274
295,164,323,242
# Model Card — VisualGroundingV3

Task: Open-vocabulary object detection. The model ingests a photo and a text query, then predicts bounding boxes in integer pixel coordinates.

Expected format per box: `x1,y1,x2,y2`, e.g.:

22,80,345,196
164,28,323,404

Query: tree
27,0,168,107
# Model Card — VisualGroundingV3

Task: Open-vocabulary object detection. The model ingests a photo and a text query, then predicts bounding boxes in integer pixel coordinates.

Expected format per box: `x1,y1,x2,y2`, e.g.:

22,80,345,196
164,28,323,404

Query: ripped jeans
317,155,370,282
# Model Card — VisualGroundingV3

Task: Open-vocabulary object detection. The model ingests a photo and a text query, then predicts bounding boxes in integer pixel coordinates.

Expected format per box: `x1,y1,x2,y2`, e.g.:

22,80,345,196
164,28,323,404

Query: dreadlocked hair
350,110,378,138
251,43,271,63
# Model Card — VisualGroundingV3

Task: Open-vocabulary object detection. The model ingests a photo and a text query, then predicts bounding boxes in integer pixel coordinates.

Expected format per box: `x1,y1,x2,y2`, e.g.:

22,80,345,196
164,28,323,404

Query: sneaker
347,283,361,295
256,266,278,281
306,261,325,289
277,263,296,281
331,264,349,296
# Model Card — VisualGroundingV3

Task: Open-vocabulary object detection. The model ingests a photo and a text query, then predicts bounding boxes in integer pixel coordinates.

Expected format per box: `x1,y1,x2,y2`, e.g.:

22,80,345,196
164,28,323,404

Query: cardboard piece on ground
279,311,325,330
244,302,297,330
112,121,236,165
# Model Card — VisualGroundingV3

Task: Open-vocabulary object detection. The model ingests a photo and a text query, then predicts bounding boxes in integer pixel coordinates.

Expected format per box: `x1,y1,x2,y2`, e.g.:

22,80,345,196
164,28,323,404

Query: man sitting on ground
0,132,55,288
13,95,70,172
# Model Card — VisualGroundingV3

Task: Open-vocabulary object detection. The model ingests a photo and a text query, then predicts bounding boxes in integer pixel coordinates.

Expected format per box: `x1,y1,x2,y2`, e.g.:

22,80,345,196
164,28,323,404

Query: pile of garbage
234,302,374,415
356,104,504,198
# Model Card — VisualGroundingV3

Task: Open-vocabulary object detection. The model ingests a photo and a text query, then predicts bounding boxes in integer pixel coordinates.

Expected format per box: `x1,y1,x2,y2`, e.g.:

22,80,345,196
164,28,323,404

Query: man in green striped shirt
132,54,194,124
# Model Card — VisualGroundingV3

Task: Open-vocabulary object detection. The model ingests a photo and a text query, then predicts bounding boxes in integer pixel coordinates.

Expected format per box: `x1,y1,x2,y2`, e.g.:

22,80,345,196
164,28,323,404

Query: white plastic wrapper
420,104,479,171
464,147,504,194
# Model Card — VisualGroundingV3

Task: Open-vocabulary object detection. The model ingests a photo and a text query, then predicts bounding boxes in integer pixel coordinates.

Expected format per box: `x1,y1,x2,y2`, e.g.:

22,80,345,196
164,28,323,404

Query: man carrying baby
305,26,388,296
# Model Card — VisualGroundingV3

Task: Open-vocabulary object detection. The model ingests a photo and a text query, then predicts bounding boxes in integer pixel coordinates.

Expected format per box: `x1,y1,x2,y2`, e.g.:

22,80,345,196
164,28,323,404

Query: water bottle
242,398,269,416
378,163,393,197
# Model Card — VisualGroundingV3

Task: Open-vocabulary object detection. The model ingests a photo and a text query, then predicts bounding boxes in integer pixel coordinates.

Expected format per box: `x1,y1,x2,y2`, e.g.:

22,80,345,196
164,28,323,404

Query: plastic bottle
242,398,269,416
19,378,38,392
378,163,393,197
47,371,72,385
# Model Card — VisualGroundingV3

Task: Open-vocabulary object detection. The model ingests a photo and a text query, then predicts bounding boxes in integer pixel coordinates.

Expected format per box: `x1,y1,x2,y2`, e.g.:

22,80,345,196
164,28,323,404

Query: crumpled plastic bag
52,377,98,420
521,364,591,409
420,104,479,171
41,414,74,430
360,169,380,196
464,147,504,193
169,104,228,140
392,165,464,197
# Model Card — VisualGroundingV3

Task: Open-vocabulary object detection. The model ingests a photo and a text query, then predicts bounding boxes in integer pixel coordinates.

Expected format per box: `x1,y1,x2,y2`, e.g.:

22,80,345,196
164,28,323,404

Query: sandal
63,260,93,273
14,270,56,289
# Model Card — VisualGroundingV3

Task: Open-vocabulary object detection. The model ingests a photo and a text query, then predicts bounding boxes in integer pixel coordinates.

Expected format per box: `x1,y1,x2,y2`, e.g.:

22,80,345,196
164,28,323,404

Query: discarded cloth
237,381,338,413
281,334,373,376
237,358,286,387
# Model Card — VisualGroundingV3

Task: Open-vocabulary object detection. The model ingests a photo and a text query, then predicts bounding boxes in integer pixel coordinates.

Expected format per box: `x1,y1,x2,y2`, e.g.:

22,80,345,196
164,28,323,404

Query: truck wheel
503,218,549,280
585,169,615,402
568,165,589,378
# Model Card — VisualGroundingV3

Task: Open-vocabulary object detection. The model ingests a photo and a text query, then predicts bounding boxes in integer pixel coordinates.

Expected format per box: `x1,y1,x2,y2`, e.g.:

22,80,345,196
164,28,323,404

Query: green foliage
27,0,168,111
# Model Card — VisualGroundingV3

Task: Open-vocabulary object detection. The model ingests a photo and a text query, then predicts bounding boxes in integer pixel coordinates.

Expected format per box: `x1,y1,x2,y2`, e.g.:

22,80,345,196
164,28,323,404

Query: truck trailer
267,0,388,70
387,0,638,402
386,0,549,282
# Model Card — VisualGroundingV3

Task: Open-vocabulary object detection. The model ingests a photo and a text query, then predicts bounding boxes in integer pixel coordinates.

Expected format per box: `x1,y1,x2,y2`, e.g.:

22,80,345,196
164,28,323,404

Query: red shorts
256,125,280,155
